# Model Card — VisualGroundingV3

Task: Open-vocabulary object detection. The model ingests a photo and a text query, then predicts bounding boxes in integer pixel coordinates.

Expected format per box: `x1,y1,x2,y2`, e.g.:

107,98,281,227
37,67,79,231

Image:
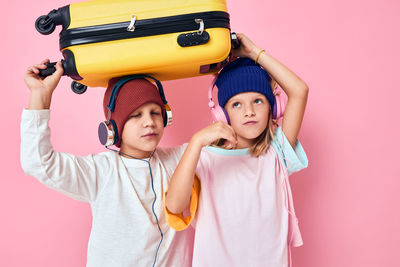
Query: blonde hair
248,112,276,157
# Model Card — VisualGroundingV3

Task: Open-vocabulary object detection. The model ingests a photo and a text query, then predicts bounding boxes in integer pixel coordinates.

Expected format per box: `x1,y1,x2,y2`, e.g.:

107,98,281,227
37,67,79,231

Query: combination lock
177,31,210,47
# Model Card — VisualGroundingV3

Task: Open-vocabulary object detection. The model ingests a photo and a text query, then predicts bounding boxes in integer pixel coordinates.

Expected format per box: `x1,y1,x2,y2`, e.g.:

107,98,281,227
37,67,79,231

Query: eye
151,111,161,116
232,102,241,108
254,98,263,104
130,113,141,118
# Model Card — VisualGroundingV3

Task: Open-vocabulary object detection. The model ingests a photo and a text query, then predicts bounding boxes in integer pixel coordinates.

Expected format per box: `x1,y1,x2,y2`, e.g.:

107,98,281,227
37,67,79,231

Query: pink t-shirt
192,127,308,267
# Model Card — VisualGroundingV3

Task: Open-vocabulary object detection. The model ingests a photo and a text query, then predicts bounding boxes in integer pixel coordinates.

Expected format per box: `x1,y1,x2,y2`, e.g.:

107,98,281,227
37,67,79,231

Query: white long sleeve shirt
20,109,193,267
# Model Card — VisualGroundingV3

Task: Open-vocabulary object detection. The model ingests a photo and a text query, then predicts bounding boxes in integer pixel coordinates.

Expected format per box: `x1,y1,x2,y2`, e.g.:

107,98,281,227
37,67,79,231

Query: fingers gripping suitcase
35,0,237,93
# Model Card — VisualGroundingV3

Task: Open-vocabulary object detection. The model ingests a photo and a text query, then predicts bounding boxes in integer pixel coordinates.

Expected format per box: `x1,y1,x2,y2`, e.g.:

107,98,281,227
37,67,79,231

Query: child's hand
191,121,237,149
24,59,64,95
24,59,64,109
231,33,263,61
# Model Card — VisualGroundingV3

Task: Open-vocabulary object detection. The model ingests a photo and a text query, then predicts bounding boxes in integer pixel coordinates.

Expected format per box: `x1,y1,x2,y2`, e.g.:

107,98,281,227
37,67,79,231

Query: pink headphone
208,76,287,123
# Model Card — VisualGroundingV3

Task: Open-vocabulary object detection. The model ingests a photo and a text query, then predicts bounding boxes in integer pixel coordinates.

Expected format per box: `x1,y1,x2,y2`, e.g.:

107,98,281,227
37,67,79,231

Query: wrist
190,133,206,149
28,90,53,110
254,48,266,65
249,47,263,61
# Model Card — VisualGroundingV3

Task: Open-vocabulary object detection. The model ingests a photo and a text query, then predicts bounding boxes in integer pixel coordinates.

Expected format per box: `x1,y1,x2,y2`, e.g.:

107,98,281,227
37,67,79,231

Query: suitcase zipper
60,11,230,49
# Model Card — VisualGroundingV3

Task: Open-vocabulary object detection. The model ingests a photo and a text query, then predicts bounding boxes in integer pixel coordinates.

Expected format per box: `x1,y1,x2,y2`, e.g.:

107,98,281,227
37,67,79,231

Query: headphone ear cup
273,90,287,120
98,120,118,146
211,105,229,124
164,104,172,127
208,76,229,124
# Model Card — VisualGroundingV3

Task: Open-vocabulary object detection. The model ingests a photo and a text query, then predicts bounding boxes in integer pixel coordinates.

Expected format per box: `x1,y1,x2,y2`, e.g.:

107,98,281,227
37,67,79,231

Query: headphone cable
106,146,163,267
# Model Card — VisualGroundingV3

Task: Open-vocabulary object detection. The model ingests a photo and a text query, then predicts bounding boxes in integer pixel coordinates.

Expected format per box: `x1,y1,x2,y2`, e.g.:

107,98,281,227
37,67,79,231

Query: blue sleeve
271,126,308,175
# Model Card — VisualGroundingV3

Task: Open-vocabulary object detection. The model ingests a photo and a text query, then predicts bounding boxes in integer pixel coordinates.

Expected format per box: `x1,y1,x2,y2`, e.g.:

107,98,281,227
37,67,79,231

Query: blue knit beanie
216,58,275,109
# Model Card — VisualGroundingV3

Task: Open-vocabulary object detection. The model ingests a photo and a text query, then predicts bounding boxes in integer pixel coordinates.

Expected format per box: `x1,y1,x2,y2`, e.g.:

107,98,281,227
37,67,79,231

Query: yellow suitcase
35,0,237,93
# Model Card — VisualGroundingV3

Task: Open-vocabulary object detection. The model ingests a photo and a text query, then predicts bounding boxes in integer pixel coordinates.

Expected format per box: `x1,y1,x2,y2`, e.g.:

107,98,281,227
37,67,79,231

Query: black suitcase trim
62,49,83,81
59,11,230,49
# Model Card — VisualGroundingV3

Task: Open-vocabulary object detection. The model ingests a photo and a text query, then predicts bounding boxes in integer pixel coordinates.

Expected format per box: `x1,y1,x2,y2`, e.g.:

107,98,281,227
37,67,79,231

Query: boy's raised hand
24,59,63,94
192,121,237,149
24,59,64,109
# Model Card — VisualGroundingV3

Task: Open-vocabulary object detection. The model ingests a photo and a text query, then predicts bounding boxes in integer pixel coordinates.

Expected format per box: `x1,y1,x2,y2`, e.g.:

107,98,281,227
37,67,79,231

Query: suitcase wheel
71,81,87,94
35,15,56,35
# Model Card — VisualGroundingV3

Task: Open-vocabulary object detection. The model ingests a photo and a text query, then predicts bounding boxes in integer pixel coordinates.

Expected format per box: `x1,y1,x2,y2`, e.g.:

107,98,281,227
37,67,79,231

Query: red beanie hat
103,77,166,147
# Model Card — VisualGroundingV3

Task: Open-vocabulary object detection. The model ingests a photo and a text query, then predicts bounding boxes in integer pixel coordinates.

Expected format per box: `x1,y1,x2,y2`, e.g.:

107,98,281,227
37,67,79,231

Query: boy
20,59,193,267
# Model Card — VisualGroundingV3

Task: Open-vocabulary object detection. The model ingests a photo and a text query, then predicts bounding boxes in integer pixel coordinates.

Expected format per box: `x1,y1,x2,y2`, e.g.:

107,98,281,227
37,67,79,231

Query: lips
243,121,258,125
142,132,158,138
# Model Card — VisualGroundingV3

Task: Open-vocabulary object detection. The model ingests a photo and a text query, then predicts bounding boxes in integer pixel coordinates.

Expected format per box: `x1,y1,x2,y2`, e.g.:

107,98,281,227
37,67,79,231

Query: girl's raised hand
192,121,237,149
231,33,262,61
24,59,64,95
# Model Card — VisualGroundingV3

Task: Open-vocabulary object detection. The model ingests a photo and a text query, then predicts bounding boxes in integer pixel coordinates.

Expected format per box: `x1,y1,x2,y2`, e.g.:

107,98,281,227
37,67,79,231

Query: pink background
1,0,399,266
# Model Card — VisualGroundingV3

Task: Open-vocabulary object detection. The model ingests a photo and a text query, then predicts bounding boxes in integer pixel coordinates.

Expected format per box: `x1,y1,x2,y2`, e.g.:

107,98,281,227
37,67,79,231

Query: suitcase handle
230,32,240,49
38,61,87,94
38,61,66,77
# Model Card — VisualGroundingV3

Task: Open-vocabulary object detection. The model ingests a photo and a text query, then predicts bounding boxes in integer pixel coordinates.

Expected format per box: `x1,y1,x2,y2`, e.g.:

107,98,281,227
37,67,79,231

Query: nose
244,103,255,117
143,113,156,127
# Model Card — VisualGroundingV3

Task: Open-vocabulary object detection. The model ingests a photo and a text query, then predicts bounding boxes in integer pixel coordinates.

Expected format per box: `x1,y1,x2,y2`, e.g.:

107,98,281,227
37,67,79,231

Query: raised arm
21,60,108,202
232,33,309,147
165,121,237,214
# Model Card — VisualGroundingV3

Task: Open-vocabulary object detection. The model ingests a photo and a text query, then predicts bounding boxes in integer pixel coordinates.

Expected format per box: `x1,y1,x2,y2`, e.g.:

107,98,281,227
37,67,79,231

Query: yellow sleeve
164,175,201,231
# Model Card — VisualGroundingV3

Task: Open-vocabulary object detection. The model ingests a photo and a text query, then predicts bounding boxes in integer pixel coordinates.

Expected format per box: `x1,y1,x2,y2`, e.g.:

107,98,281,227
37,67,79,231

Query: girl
165,33,309,267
